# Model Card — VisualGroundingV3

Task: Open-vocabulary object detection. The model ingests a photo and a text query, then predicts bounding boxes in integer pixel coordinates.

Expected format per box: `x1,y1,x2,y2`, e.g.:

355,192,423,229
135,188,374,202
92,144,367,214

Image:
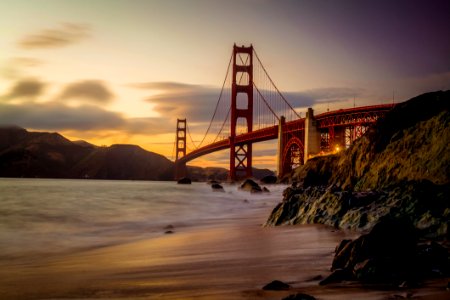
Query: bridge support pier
174,162,187,181
333,126,346,152
276,116,285,178
304,108,320,164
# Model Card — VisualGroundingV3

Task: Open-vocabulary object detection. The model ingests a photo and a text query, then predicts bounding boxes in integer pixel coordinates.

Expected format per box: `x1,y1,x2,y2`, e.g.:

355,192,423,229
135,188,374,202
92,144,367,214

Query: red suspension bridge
174,44,394,180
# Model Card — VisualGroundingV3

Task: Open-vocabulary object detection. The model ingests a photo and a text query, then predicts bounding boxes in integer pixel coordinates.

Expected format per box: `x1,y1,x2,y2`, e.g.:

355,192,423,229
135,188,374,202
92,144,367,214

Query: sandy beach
1,199,448,300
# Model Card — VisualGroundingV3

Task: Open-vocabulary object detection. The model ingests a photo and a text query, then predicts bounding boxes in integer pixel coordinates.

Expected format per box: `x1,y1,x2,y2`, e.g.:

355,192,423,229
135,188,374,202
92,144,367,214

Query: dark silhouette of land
0,126,274,181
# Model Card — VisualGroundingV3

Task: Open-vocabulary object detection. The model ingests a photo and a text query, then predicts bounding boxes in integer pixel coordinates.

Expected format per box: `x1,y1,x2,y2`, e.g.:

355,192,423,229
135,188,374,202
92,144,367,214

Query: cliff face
266,91,450,238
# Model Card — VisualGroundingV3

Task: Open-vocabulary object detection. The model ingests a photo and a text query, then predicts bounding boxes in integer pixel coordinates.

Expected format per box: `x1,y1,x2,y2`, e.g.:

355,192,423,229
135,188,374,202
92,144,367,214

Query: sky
1,0,449,170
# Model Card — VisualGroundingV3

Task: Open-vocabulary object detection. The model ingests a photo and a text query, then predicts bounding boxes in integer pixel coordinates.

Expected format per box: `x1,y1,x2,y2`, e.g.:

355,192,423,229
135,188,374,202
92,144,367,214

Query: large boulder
323,217,449,285
240,179,262,193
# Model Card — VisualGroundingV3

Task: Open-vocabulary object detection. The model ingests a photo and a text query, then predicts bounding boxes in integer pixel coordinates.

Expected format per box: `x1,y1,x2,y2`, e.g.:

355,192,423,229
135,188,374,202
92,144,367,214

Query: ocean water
0,178,284,258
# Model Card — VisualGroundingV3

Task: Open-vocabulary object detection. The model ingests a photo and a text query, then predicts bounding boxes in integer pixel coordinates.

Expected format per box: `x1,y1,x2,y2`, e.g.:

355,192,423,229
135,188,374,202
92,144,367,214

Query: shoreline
0,189,448,299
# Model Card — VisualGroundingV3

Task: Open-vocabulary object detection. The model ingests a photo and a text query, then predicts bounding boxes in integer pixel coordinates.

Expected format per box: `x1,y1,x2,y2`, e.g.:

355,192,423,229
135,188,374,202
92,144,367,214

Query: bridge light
335,145,341,152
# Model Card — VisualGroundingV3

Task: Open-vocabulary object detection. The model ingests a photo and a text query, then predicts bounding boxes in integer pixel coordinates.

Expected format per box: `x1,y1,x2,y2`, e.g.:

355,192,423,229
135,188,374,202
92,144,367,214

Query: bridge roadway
177,103,395,165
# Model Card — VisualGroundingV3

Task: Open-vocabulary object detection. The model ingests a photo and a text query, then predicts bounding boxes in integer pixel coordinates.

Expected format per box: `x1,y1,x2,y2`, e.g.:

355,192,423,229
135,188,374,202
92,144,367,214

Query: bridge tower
230,44,253,181
174,118,187,180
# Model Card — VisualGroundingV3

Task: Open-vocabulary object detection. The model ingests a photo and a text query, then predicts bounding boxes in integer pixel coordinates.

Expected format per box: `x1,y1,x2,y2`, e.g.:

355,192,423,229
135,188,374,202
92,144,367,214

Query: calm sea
0,178,284,258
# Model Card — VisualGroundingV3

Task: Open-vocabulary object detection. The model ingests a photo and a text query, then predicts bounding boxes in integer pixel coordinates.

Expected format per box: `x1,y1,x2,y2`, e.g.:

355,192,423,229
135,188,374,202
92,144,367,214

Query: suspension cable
171,140,176,161
211,53,250,143
213,107,231,143
186,122,199,149
254,83,280,121
253,49,301,119
196,51,233,148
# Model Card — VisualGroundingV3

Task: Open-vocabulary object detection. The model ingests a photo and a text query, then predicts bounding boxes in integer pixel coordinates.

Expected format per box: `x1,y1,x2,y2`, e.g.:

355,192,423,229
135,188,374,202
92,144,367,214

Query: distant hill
0,126,274,181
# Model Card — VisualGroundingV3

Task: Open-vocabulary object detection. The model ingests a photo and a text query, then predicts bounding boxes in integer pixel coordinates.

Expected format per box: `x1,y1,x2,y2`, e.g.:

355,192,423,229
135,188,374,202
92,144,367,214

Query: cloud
137,81,364,124
11,57,44,67
125,117,173,135
285,87,365,108
0,102,123,131
0,101,171,135
59,80,114,103
138,82,223,123
18,23,90,49
3,78,46,100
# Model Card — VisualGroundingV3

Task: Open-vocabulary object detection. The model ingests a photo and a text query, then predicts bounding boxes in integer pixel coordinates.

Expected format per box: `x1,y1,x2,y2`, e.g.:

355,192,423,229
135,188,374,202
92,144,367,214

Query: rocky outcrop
266,91,450,238
266,91,450,287
266,180,449,238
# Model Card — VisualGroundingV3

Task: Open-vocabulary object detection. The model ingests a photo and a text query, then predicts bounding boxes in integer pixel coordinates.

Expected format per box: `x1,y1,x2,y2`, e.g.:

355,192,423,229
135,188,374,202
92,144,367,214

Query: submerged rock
177,177,191,184
262,280,291,290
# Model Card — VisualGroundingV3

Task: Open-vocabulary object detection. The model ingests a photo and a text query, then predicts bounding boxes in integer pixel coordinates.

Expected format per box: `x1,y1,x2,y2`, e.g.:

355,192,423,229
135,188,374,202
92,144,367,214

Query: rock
164,230,174,234
305,275,323,281
240,179,262,193
260,175,278,184
416,241,450,277
211,183,224,191
263,187,270,193
177,177,191,184
332,239,353,270
262,280,291,290
282,293,316,300
332,217,418,272
319,268,353,285
208,180,220,185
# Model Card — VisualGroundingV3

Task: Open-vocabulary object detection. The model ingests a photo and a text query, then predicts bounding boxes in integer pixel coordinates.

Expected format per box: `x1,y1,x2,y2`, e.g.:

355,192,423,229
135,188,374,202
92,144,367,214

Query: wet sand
0,205,448,300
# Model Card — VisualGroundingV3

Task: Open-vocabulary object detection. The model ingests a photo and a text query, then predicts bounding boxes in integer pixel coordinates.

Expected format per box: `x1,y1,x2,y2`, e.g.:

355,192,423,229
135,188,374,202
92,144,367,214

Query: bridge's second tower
175,118,187,180
230,44,253,181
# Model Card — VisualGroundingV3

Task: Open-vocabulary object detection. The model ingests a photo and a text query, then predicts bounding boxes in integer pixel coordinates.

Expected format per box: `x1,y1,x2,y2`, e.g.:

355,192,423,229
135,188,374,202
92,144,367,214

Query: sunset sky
1,0,449,169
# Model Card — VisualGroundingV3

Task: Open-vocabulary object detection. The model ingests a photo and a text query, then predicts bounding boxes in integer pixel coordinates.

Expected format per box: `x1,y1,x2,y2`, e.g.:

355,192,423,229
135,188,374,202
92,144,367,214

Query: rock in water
177,177,191,184
262,280,291,290
282,293,316,300
211,183,224,191
260,175,278,184
240,179,262,193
